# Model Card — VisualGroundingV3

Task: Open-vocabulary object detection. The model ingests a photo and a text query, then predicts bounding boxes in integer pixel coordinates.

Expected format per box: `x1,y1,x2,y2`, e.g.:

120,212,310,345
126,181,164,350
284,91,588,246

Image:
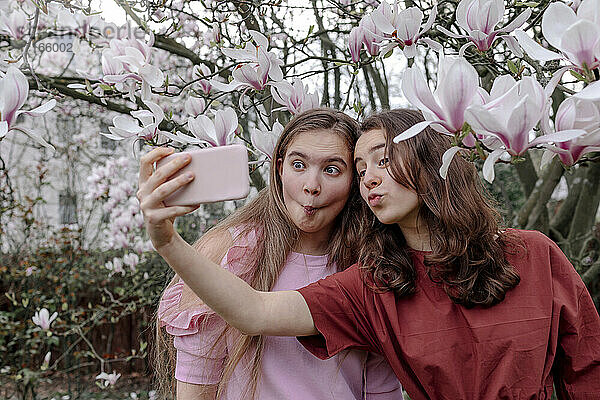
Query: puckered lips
368,193,383,207
303,204,320,216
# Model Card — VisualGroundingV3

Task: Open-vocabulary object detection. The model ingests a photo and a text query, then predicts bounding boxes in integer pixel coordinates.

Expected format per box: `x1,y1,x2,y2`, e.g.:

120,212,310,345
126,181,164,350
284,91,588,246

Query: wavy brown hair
357,109,523,308
153,108,368,399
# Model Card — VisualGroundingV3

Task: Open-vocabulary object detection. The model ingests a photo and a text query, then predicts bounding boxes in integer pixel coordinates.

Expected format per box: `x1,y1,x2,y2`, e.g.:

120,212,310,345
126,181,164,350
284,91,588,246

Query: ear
276,157,283,177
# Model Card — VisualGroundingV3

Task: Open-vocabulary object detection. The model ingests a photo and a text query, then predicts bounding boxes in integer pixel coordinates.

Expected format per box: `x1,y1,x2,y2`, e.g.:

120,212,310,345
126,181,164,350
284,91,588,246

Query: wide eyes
292,160,305,169
291,160,341,175
356,157,389,180
324,166,341,175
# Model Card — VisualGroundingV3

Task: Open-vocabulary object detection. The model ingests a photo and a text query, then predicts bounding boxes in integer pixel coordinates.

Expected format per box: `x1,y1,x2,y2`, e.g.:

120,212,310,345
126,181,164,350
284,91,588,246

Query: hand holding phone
156,144,250,206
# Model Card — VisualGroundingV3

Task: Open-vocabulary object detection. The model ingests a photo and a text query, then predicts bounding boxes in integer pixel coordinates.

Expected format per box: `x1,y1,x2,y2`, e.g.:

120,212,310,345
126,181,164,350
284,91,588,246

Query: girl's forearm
159,235,265,336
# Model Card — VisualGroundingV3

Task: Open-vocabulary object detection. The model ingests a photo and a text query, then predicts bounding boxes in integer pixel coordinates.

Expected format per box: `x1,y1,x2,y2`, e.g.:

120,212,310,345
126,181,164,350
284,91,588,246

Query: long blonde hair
153,108,368,399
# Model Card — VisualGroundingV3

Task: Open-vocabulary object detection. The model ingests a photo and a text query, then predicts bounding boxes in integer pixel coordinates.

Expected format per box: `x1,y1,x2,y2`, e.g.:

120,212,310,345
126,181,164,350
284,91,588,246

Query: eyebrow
287,151,348,168
354,143,386,164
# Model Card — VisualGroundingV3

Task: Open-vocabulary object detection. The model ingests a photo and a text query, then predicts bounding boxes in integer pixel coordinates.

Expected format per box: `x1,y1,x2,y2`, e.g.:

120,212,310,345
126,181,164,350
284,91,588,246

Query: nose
363,169,381,190
303,173,321,196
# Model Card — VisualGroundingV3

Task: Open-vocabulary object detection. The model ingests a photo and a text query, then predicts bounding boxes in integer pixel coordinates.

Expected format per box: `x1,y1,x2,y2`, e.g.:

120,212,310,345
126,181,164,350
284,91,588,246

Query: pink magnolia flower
51,3,100,38
163,107,238,146
270,78,320,115
359,15,382,57
348,26,364,63
0,66,56,150
203,22,221,45
541,97,600,167
32,308,58,330
184,96,206,117
101,48,123,76
104,100,168,141
251,120,284,159
515,0,600,70
211,31,283,97
105,257,125,275
0,9,27,40
368,1,438,58
193,64,212,95
397,54,482,142
437,0,530,56
103,35,164,100
464,75,585,182
123,253,139,270
41,351,51,370
96,371,121,387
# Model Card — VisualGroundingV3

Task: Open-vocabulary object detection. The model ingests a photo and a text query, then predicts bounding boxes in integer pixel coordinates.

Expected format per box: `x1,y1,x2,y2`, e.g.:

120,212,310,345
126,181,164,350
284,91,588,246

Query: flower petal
529,129,588,147
514,30,562,62
401,66,446,121
541,2,578,50
0,121,7,139
501,9,532,33
436,57,479,132
393,120,434,143
439,146,463,179
482,148,506,183
560,19,600,69
139,64,165,87
574,80,600,101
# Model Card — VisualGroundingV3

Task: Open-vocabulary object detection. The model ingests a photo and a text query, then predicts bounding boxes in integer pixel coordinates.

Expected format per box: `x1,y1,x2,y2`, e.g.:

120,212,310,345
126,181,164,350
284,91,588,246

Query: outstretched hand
137,147,199,251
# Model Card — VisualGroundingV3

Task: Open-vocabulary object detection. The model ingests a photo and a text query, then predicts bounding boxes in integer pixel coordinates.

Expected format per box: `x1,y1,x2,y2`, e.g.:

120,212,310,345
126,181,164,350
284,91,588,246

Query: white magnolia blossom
0,66,56,149
541,97,600,167
96,371,121,387
367,0,439,58
105,100,169,141
32,308,58,330
102,34,164,100
210,31,283,99
437,0,530,56
465,75,585,182
251,120,284,159
398,54,483,143
163,107,238,147
0,8,27,40
270,78,320,115
515,0,600,70
184,96,206,117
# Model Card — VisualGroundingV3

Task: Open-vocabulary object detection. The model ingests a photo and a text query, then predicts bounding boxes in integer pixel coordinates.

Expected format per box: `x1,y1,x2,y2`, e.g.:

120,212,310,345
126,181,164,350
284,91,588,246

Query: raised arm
138,147,316,337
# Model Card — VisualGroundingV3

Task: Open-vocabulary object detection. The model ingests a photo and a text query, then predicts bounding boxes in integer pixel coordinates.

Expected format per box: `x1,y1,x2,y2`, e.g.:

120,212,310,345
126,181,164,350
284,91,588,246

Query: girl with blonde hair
150,108,402,399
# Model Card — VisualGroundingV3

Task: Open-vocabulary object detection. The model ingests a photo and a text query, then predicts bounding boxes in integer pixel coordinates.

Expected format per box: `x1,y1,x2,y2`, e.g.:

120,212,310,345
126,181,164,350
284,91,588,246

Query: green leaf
383,49,394,59
570,70,586,82
507,60,519,75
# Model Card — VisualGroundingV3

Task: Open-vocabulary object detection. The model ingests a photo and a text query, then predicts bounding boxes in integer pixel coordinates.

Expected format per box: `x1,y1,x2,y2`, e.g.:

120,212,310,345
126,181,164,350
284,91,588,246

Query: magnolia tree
1,0,600,392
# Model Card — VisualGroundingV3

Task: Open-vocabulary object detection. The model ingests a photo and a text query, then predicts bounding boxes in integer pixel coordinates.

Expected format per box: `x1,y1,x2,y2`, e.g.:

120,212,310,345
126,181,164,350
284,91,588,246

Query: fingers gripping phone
156,144,250,206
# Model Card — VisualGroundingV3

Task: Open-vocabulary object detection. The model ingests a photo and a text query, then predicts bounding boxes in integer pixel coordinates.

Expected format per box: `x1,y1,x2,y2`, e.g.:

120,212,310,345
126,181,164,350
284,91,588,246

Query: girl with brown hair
140,109,600,399
149,108,402,399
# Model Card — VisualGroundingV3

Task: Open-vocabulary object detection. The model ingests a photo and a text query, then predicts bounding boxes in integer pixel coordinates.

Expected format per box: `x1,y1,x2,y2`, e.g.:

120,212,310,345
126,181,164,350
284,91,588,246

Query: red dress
297,229,600,399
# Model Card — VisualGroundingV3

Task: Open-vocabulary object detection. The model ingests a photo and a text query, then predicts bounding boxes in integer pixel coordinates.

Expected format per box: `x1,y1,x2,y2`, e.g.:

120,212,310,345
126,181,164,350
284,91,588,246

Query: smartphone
156,144,250,206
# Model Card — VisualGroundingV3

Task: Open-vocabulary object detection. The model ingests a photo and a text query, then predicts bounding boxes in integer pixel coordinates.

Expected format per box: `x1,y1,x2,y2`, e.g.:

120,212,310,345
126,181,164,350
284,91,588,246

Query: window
59,190,78,225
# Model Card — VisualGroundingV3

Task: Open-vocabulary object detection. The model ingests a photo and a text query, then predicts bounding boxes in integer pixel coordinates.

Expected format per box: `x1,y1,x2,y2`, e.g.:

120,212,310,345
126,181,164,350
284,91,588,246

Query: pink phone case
156,144,250,206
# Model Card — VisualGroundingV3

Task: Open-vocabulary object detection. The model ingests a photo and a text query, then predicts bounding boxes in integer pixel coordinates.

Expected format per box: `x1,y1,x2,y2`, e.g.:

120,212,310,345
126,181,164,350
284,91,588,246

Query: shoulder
194,227,236,264
504,228,574,275
505,228,561,255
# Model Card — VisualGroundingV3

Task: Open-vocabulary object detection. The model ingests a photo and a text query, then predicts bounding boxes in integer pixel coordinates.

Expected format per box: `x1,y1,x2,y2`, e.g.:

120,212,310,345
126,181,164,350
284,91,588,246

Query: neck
294,228,332,256
398,223,432,252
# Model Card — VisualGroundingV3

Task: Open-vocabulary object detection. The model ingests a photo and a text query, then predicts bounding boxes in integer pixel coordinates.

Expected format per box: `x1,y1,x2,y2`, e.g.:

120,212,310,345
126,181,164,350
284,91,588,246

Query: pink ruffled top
158,227,403,399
